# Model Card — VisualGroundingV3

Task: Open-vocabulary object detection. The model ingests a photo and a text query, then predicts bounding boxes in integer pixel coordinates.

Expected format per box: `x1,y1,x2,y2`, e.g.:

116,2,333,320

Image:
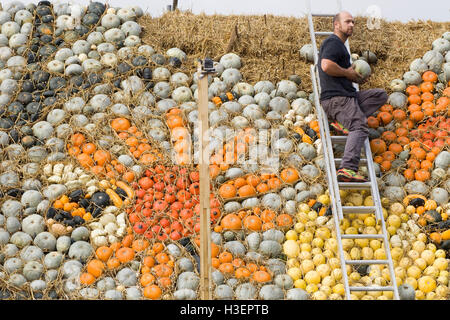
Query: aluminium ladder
306,0,399,300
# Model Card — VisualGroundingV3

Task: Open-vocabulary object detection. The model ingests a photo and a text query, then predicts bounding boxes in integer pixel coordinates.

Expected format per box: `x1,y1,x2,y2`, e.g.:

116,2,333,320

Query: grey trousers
321,89,388,171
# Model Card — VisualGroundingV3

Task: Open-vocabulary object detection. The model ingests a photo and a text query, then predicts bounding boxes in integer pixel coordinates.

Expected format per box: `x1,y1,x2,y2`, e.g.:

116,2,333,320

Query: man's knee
348,117,368,134
379,89,388,105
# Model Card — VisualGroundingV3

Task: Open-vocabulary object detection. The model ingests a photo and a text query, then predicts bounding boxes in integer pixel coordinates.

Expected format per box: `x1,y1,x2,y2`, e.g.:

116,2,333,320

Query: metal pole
197,63,212,300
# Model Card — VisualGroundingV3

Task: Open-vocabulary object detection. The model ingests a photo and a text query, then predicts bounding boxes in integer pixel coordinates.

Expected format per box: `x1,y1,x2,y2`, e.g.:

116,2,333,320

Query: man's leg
357,88,388,117
322,96,368,172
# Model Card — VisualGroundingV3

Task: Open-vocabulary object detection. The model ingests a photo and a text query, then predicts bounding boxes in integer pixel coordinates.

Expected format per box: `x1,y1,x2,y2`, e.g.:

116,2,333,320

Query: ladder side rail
314,68,344,221
364,139,382,222
311,65,351,299
364,138,400,299
379,207,400,299
307,12,319,66
364,139,400,299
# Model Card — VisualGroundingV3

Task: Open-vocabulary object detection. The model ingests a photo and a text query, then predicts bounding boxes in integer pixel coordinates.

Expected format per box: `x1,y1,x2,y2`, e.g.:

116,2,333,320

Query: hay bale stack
139,11,450,90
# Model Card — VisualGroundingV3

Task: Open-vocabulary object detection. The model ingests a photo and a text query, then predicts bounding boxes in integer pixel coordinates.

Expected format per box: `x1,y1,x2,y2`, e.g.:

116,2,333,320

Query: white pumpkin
353,59,372,79
390,79,406,92
422,50,444,73
221,68,242,87
388,92,407,108
409,58,428,74
432,38,450,54
220,53,241,69
403,70,422,85
299,44,314,62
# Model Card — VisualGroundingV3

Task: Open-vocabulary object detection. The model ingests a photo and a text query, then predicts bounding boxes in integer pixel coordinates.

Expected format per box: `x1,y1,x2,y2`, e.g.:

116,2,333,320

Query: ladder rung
341,234,385,239
345,259,389,265
311,13,336,17
349,286,394,292
315,31,333,36
342,206,376,213
330,136,347,143
338,182,372,189
335,158,367,165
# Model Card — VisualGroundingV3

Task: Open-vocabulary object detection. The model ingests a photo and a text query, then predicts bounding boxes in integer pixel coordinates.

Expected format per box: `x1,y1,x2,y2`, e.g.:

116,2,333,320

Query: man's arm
321,58,364,83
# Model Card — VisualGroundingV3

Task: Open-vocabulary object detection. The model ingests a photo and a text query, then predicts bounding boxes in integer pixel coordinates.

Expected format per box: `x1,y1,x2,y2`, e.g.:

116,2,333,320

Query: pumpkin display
0,1,448,302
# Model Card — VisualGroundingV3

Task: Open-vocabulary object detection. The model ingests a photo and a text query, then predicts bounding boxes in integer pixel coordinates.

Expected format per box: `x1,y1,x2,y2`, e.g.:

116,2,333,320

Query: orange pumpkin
81,143,96,155
93,150,111,166
370,139,387,155
403,168,415,181
235,267,251,279
414,169,430,182
219,184,237,199
367,116,379,128
86,259,105,278
420,81,433,93
143,285,162,300
410,147,426,160
132,239,149,252
408,104,421,113
80,272,96,285
380,104,394,113
221,214,242,230
377,111,393,125
381,131,397,143
111,118,131,131
410,110,424,122
388,143,403,154
267,177,282,190
408,95,421,105
140,273,156,287
219,251,233,263
429,232,441,244
280,168,299,183
276,214,293,227
243,215,262,231
407,159,421,170
246,175,261,187
381,151,395,162
256,183,270,193
234,177,248,189
442,230,450,241
218,262,234,274
420,160,433,171
166,115,183,129
106,257,121,270
96,246,113,262
401,119,414,129
421,91,434,102
71,133,86,147
153,264,173,277
77,153,94,168
116,247,135,263
380,160,391,172
396,136,410,146
394,127,408,137
406,85,421,96
238,185,256,197
422,71,437,83
253,270,272,283
392,109,407,121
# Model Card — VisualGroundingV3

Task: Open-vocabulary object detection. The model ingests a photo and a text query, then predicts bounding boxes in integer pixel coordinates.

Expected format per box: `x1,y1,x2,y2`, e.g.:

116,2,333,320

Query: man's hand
346,66,365,84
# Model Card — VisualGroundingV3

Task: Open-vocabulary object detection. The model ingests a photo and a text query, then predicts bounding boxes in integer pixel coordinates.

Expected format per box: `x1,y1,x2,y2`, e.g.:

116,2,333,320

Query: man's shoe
330,121,349,135
337,168,367,182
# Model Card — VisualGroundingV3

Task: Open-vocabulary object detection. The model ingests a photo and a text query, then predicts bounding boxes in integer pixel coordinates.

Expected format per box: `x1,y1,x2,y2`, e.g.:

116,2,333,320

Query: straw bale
139,11,449,92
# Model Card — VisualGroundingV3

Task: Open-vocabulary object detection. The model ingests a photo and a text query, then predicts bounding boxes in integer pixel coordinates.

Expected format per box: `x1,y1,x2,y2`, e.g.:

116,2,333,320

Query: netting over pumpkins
0,1,448,301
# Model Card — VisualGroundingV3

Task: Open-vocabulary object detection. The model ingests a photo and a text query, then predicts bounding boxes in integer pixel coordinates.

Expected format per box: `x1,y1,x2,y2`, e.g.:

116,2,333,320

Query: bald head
333,11,355,40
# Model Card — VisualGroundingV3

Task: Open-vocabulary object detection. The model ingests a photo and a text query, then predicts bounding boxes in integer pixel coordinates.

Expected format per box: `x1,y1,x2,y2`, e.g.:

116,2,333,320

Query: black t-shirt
318,34,356,101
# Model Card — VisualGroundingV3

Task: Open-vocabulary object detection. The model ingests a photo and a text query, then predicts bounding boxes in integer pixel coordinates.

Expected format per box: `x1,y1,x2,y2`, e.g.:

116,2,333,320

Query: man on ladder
318,11,388,182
